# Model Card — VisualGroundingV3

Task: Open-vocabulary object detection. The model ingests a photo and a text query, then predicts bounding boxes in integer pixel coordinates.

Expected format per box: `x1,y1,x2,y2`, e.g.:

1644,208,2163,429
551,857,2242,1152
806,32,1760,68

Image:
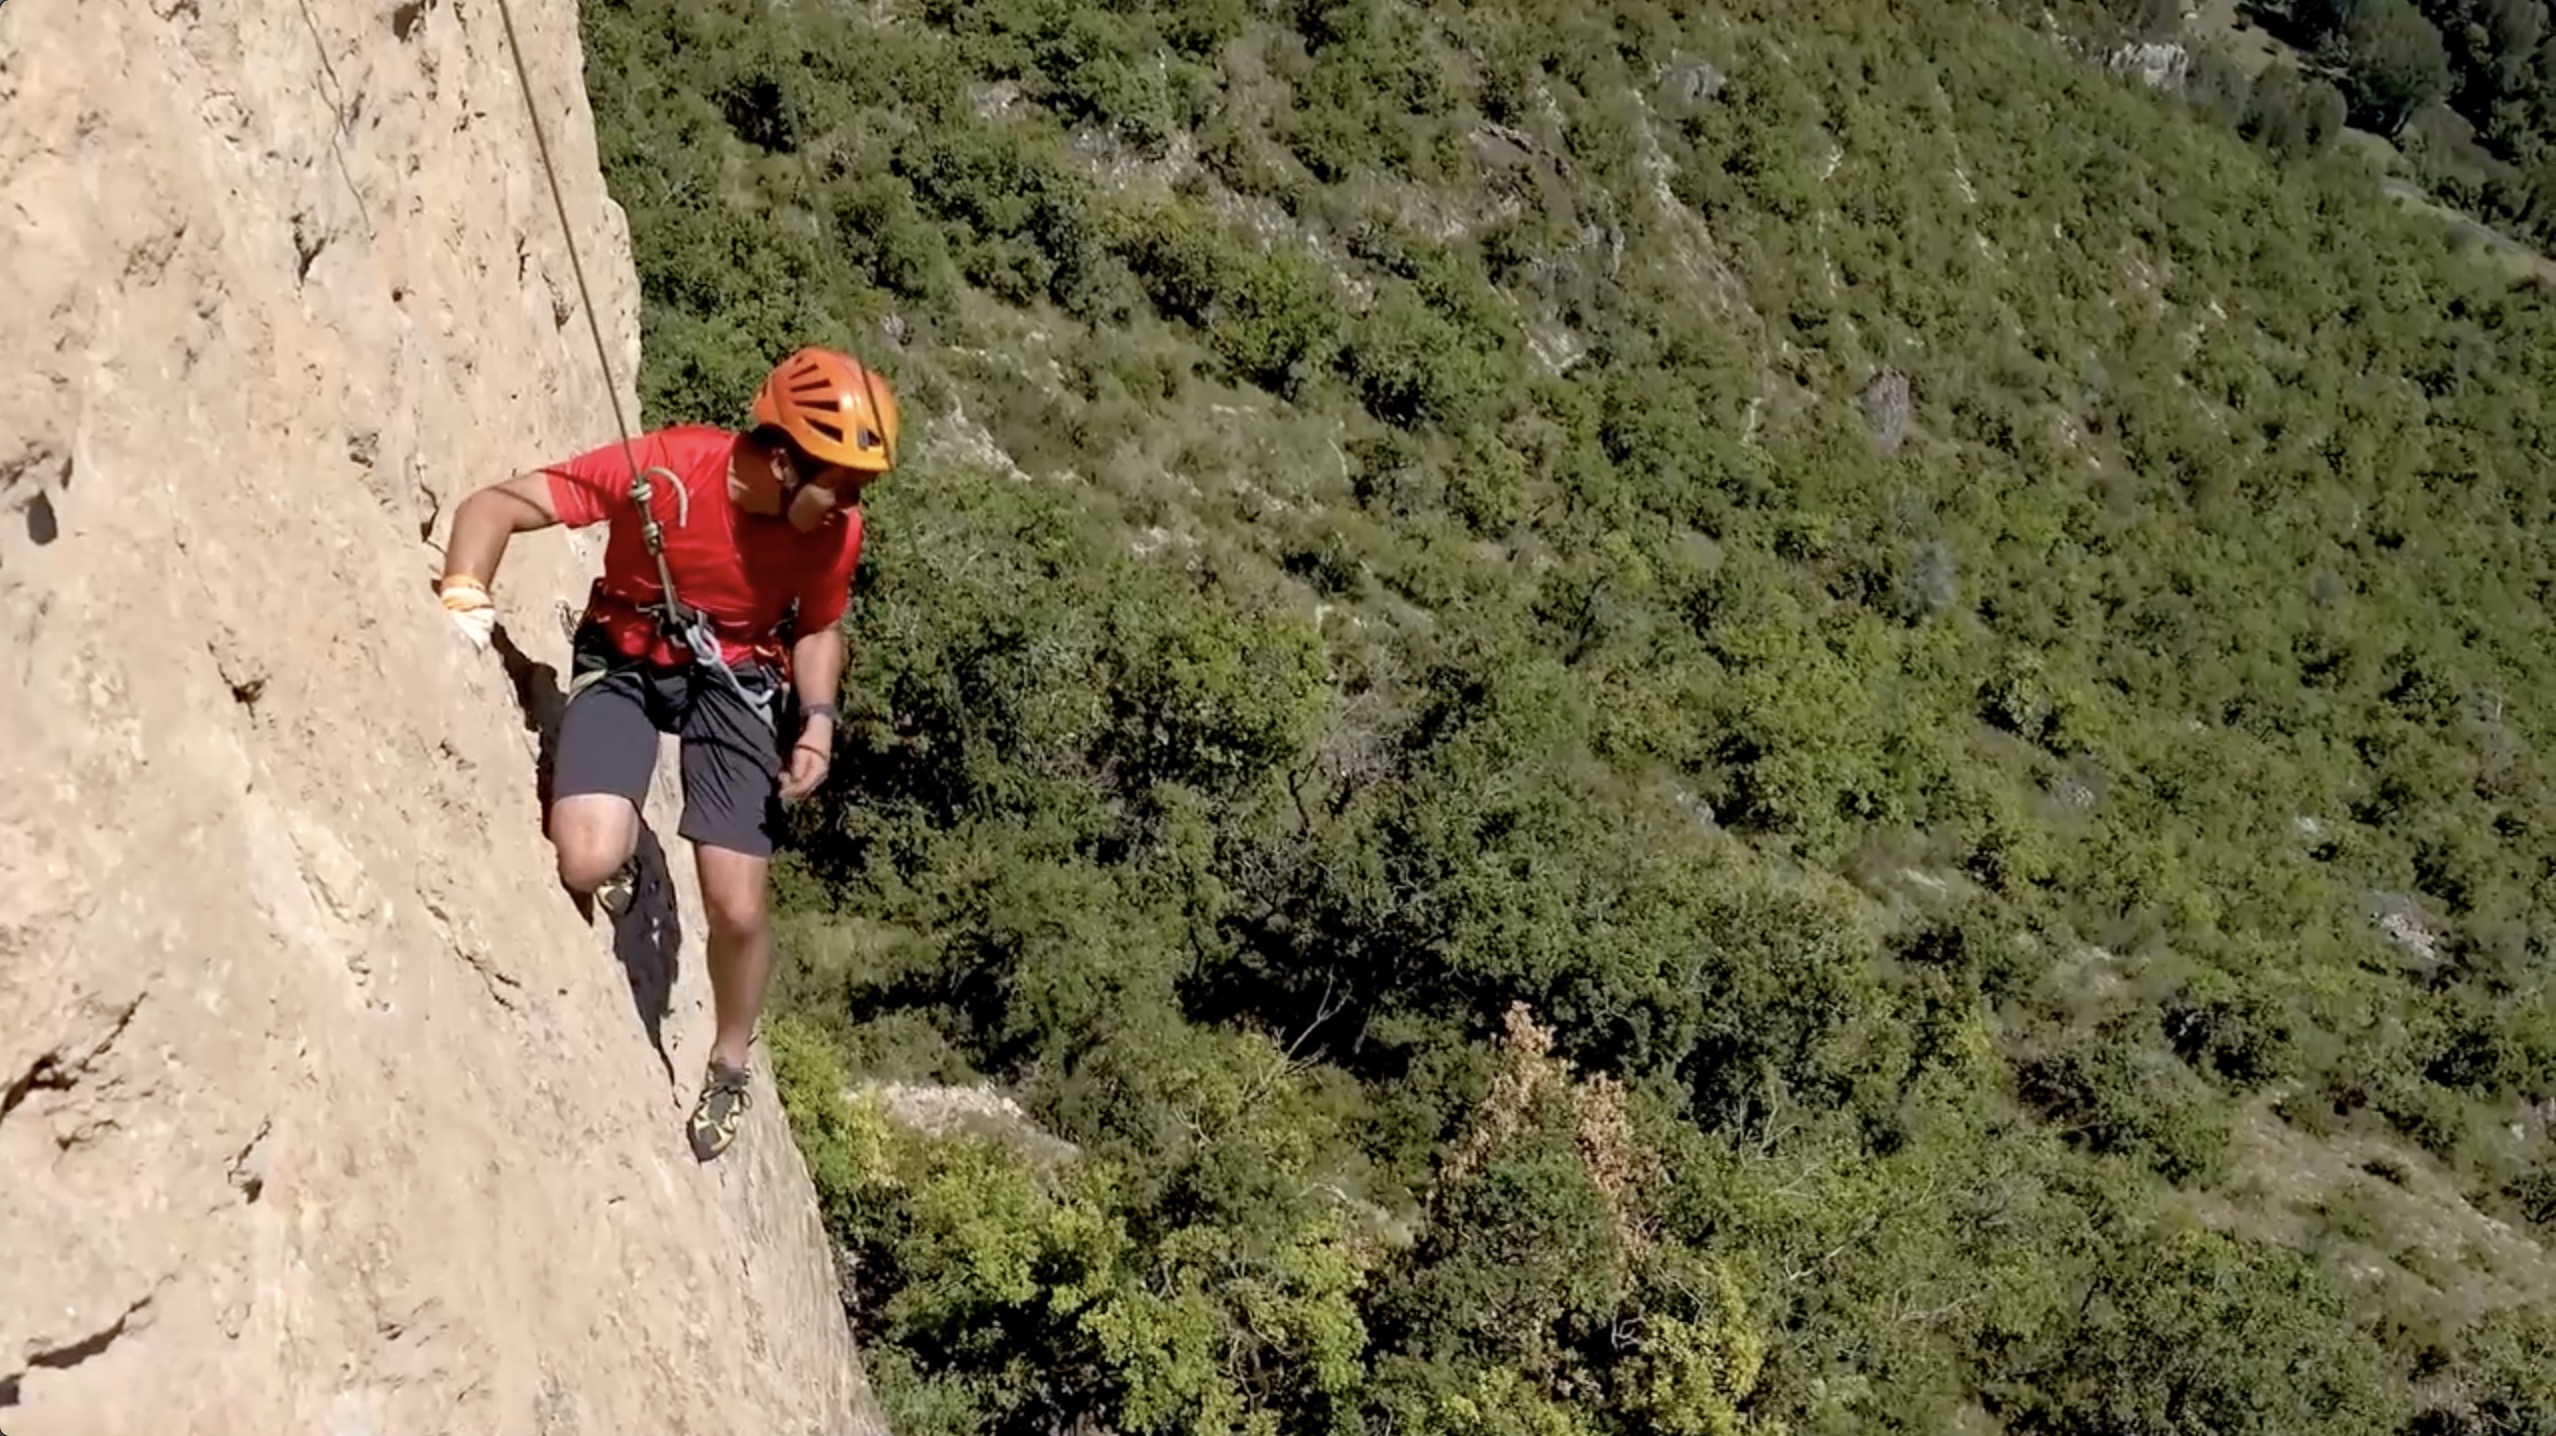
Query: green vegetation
2113,0,2556,250
580,0,2556,1429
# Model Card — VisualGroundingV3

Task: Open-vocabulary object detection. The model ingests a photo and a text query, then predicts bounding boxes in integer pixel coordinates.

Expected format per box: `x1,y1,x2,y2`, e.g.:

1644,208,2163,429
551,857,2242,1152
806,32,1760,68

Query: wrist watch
801,702,840,727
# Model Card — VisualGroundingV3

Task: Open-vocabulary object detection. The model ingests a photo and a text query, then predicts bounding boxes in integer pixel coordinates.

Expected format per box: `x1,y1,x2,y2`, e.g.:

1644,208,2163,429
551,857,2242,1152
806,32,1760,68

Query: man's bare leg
549,793,641,895
692,842,774,1072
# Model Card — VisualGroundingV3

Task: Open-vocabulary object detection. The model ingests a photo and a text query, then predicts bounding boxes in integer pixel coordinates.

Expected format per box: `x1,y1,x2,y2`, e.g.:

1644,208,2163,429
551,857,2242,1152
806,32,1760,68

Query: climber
435,346,898,1163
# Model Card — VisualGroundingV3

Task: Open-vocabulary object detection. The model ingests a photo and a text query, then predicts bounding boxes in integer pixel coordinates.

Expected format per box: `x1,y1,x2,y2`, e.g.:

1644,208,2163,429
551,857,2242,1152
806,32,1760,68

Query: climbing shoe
595,858,637,918
687,1058,752,1163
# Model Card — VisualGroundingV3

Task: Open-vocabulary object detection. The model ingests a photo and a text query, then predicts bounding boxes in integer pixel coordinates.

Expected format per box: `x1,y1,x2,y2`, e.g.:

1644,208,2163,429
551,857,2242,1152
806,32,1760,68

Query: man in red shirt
435,347,898,1162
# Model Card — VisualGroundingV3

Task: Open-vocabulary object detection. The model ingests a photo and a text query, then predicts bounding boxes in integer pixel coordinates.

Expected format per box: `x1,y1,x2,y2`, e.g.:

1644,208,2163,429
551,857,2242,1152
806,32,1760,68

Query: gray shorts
553,625,789,858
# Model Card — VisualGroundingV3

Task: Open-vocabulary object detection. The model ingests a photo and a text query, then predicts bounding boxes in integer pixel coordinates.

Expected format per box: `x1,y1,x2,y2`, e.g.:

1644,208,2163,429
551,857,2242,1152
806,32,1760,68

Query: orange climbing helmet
750,346,900,475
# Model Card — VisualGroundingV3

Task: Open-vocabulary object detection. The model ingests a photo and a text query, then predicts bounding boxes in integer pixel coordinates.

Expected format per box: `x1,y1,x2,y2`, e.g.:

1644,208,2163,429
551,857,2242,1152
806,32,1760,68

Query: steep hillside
0,1,877,1431
583,0,2556,1431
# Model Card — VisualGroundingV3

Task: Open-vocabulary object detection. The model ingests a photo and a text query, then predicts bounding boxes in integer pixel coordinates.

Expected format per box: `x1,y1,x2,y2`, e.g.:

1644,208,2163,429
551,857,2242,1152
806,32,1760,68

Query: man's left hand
780,739,830,802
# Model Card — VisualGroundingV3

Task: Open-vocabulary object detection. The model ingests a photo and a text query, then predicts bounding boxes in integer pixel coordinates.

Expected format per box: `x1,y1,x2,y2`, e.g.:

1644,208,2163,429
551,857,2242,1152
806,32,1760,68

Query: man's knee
700,872,768,937
549,795,639,893
695,847,772,937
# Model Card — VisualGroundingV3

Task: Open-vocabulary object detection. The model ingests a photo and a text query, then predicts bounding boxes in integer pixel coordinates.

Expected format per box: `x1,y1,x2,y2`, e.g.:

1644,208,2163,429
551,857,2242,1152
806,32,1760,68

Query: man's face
777,450,877,532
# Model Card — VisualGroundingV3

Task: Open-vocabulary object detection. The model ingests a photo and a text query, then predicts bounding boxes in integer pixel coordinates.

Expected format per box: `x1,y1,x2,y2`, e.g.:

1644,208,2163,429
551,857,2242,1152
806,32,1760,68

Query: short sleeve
794,508,866,632
537,438,644,529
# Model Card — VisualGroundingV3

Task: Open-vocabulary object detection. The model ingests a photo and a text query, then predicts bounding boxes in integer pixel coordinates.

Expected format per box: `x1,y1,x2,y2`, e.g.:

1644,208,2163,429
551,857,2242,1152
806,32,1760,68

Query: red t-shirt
538,424,864,670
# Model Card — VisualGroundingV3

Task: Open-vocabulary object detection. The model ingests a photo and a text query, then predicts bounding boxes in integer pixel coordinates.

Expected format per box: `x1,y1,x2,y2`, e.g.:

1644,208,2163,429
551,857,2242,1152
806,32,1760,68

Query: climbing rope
492,0,639,476
490,0,772,726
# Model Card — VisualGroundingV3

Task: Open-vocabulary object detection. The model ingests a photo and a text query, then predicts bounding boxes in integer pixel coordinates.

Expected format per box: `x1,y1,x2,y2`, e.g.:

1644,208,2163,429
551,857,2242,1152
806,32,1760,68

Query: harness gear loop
495,0,775,731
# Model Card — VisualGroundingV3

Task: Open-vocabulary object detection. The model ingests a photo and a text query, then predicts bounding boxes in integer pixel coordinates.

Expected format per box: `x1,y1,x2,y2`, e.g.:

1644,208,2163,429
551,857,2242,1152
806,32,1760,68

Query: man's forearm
791,625,846,731
443,473,564,586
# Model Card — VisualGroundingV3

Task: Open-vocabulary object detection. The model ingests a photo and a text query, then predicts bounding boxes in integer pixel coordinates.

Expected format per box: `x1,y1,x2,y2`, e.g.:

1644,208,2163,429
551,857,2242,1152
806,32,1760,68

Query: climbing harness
493,0,773,732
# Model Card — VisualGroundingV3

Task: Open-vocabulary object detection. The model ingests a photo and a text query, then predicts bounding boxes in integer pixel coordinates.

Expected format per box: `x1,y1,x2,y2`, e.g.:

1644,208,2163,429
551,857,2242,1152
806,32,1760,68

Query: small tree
2336,0,2453,137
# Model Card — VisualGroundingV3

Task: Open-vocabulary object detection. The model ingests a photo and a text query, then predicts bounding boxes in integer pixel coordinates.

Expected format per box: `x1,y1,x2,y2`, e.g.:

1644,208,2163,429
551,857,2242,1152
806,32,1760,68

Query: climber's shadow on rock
602,827,681,1085
492,622,568,804
490,619,680,1084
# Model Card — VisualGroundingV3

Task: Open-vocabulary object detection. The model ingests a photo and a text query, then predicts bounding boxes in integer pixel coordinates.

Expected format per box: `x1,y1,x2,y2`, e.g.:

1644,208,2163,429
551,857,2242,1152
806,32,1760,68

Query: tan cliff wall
0,0,880,1431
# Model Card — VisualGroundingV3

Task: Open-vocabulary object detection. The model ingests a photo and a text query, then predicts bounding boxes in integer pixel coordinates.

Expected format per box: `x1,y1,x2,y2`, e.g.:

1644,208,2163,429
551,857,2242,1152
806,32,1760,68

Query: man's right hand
440,574,497,651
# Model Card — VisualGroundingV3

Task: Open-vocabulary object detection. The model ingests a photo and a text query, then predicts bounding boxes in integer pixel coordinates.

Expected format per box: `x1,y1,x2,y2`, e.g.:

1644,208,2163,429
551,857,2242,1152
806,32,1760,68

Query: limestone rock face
0,0,878,1430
